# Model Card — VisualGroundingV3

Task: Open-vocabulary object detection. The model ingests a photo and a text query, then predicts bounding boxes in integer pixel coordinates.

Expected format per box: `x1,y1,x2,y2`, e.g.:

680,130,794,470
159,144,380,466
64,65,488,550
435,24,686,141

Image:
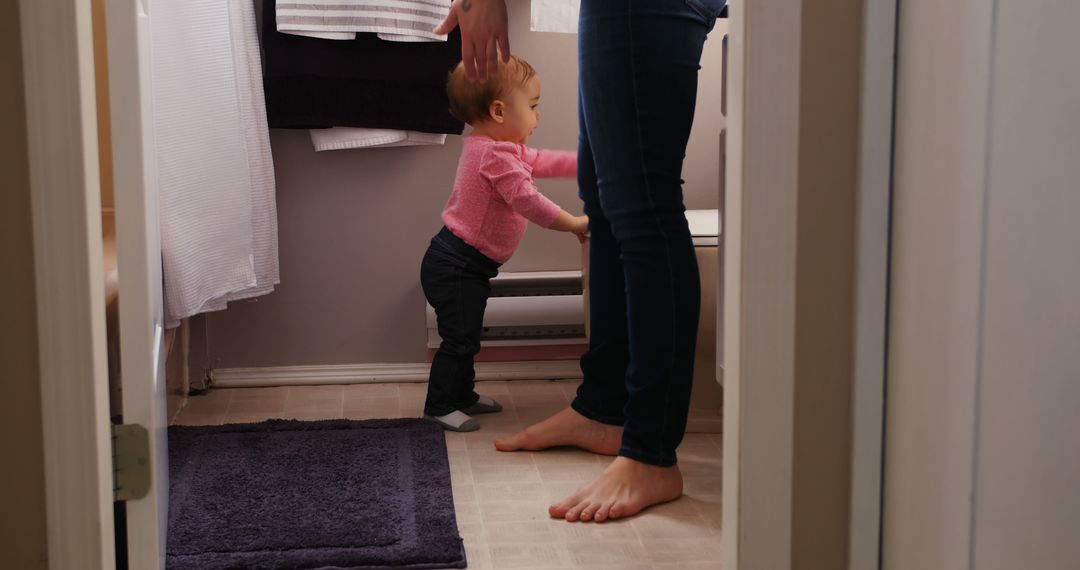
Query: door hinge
112,423,151,502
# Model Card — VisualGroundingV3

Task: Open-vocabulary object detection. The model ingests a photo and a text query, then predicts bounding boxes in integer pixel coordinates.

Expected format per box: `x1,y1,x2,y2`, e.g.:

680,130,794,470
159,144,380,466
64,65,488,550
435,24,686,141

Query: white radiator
425,270,587,352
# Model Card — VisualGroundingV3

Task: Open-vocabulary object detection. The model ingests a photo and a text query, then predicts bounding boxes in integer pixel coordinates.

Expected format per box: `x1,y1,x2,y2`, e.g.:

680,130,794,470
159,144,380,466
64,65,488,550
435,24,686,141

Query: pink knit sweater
442,136,577,264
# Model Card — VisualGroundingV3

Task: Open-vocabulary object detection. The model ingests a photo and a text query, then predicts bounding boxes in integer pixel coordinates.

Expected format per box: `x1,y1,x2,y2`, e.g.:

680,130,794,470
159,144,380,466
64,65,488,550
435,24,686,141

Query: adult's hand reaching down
435,0,511,81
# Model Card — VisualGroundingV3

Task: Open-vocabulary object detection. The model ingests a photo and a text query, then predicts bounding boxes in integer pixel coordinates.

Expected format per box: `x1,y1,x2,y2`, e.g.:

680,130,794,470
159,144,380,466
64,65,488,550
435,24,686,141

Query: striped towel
276,0,450,42
153,0,279,327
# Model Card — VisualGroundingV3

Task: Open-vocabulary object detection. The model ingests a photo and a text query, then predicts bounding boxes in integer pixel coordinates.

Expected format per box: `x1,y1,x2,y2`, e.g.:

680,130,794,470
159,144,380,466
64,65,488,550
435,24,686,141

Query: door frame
20,0,116,569
722,0,896,568
849,0,898,567
24,0,898,568
106,0,172,566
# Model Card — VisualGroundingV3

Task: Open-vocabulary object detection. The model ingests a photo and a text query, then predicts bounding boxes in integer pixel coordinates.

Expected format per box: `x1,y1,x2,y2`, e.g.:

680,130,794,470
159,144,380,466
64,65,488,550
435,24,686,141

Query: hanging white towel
310,127,446,151
531,0,580,33
218,0,279,305
152,0,279,327
276,0,450,43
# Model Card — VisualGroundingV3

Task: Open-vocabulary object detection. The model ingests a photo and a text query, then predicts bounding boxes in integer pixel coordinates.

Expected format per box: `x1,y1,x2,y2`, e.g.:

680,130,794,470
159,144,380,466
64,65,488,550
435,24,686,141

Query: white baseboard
211,360,584,388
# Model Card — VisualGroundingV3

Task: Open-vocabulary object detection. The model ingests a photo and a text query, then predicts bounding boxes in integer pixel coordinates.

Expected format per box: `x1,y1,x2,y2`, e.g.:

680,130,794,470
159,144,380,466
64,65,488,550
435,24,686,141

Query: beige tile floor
174,379,723,569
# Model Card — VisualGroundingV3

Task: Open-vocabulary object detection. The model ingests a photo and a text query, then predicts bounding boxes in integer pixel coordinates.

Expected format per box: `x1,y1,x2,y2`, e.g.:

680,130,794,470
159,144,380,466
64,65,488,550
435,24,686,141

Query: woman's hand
435,0,511,81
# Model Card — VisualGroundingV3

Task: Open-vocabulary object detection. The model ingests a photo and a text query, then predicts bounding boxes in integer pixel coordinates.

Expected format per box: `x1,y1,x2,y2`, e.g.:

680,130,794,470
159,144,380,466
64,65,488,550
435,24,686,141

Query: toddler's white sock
425,410,480,432
463,395,503,414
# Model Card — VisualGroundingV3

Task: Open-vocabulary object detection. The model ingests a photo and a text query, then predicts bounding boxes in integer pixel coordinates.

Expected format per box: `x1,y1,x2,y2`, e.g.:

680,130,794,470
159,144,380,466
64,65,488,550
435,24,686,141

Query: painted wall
204,1,726,368
884,1,992,566
885,0,1080,568
970,2,1080,566
0,0,50,566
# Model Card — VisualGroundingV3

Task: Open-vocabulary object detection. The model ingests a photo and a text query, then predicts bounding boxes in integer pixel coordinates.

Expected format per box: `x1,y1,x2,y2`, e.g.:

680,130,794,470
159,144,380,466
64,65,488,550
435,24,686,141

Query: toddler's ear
489,100,506,124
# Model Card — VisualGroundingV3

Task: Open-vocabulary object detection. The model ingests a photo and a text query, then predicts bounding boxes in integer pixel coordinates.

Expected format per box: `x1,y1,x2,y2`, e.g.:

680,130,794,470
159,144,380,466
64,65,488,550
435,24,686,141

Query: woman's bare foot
494,407,622,455
549,456,684,522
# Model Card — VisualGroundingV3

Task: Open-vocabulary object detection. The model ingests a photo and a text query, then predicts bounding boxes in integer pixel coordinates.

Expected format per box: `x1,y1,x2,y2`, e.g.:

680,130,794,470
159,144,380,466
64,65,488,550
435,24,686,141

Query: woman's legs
500,0,721,520
576,0,712,468
573,97,634,426
494,97,628,455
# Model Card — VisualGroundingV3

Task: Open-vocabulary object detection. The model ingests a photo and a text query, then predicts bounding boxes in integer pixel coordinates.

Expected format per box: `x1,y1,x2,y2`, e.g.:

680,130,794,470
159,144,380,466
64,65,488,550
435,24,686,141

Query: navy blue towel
262,0,464,135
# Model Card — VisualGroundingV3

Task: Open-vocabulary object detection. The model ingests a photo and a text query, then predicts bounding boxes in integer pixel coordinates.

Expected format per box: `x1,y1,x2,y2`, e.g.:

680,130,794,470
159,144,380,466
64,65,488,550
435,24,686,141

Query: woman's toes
611,499,641,520
549,496,578,519
565,504,585,522
580,503,599,522
594,502,614,523
494,430,530,451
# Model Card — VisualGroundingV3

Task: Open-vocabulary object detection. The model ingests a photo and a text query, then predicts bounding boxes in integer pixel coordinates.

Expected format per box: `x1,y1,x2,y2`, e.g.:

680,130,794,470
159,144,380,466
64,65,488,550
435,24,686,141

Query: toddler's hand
573,215,589,243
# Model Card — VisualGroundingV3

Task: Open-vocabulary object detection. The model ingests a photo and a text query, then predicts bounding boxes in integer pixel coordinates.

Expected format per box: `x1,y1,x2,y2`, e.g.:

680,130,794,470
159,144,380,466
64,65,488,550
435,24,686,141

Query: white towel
285,30,358,40
219,0,279,304
152,0,279,327
276,0,450,42
531,0,580,34
310,127,446,151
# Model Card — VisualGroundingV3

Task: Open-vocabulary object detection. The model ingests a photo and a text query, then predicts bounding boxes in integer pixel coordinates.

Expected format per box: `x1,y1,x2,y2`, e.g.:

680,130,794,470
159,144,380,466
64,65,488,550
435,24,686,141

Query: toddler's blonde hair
447,55,537,125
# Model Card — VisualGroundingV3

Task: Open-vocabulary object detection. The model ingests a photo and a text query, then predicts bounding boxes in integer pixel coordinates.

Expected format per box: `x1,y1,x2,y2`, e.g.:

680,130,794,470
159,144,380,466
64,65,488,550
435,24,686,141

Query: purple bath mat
166,419,466,570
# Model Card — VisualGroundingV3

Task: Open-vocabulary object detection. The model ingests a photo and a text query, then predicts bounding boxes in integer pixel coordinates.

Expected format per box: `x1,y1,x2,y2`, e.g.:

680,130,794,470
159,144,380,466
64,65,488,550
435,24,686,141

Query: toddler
421,55,587,432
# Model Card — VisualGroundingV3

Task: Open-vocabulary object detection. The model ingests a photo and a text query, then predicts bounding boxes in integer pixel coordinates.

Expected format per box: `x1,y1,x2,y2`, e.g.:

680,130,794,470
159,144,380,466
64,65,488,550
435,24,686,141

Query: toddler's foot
425,410,480,432
463,395,503,414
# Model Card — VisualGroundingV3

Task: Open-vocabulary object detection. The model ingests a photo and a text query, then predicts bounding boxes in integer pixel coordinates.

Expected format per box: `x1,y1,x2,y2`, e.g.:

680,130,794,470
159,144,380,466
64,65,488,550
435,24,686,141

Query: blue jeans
573,0,725,467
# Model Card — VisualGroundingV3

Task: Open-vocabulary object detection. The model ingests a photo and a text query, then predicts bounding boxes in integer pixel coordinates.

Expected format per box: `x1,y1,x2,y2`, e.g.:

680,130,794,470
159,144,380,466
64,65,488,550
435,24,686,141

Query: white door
884,0,1080,568
107,0,169,568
